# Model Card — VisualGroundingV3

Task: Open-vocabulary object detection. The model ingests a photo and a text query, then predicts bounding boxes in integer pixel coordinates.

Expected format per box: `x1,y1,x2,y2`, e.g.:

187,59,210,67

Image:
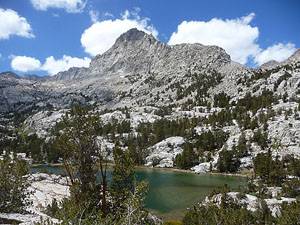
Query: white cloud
89,10,99,23
169,14,298,65
0,8,34,40
52,13,60,18
103,12,114,18
168,13,260,64
42,55,91,75
11,55,90,75
254,43,296,65
81,9,158,56
11,56,41,72
30,0,86,13
89,10,114,23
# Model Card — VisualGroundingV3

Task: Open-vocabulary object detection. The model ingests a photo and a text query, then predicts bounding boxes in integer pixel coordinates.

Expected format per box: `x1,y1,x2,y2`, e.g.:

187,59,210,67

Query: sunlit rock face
145,136,185,167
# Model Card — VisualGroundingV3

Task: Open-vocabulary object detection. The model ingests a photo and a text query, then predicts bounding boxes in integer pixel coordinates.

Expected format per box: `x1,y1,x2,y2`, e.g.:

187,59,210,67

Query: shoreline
139,166,251,178
31,163,249,221
32,163,251,178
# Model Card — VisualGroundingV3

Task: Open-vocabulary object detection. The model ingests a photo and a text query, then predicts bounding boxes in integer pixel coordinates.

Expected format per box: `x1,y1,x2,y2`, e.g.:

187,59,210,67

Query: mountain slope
1,28,300,171
0,28,236,113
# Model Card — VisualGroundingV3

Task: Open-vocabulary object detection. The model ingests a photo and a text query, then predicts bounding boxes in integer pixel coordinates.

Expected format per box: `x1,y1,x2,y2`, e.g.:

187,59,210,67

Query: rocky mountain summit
0,28,233,113
1,28,300,172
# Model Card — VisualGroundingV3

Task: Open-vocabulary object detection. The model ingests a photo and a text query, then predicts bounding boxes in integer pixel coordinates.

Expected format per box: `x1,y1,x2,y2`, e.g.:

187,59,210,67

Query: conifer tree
54,105,108,215
110,146,135,215
0,155,31,213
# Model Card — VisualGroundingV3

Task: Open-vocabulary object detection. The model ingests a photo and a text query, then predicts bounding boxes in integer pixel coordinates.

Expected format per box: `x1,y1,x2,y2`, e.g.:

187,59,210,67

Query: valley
1,28,300,224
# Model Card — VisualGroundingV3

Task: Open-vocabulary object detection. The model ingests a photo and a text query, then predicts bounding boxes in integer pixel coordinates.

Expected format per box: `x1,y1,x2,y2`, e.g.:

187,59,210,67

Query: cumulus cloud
11,56,41,72
81,9,158,56
168,13,259,64
254,43,296,65
168,13,297,65
42,55,91,75
30,0,86,13
0,8,34,40
11,55,91,75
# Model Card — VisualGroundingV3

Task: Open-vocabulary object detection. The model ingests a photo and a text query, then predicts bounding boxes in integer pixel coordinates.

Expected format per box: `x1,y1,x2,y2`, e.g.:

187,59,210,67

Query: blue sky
0,0,299,76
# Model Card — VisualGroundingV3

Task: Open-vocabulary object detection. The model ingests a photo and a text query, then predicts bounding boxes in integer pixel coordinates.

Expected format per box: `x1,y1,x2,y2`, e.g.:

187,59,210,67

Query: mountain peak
286,49,300,62
0,71,19,79
114,28,157,46
87,28,231,79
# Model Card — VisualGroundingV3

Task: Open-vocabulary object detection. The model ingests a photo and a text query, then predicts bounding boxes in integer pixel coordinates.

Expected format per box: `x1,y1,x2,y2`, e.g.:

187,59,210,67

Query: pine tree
54,105,107,215
253,151,272,181
110,146,135,213
175,143,198,169
236,132,248,157
217,148,240,173
0,155,31,213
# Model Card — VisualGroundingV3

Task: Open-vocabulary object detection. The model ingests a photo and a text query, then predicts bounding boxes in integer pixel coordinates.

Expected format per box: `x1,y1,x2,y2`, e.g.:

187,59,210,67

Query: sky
0,0,299,76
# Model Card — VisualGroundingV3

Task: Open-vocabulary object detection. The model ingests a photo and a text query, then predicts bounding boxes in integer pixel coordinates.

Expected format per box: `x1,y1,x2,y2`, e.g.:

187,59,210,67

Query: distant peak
260,60,279,69
115,28,157,45
0,71,19,79
287,48,300,62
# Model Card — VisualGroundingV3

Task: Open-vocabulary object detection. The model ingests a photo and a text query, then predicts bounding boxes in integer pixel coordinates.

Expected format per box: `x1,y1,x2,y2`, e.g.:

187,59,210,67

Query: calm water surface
32,165,246,219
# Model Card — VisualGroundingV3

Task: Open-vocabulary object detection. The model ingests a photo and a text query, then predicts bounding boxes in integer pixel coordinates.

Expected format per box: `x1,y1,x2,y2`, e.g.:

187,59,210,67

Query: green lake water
32,165,247,220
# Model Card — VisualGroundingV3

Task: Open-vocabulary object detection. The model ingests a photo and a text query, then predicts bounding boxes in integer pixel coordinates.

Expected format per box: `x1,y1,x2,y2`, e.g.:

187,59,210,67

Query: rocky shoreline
32,162,251,178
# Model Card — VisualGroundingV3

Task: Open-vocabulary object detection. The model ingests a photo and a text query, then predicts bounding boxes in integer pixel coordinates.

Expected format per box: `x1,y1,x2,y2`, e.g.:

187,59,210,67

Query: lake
32,165,247,220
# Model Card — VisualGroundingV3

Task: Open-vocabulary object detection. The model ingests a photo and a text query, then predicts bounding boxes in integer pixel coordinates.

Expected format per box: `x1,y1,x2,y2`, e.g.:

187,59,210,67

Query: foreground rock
28,173,70,213
0,173,69,224
204,191,297,217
